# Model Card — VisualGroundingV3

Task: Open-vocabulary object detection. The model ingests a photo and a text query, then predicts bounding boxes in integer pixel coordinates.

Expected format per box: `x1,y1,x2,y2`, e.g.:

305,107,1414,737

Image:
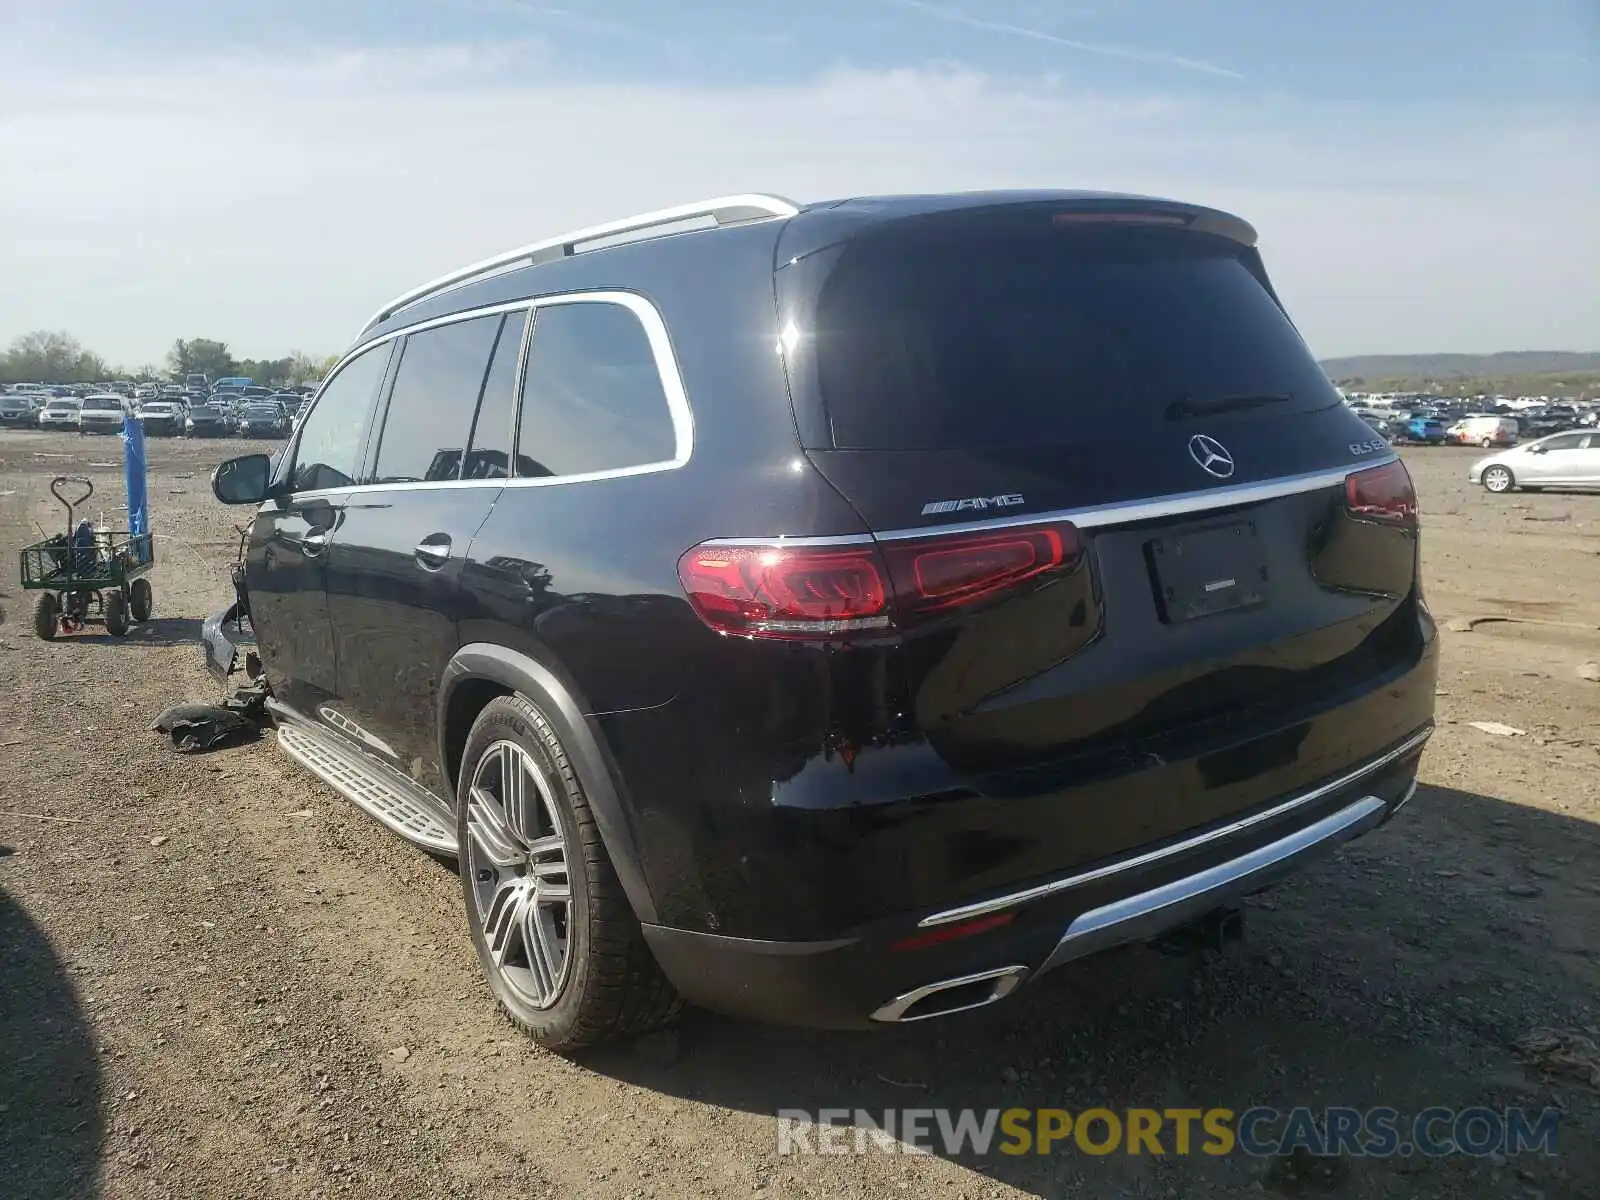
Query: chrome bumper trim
919,724,1432,928
1040,795,1386,971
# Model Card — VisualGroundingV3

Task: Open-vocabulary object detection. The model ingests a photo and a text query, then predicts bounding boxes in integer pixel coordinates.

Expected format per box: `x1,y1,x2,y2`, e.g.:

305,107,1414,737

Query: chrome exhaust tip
869,964,1029,1024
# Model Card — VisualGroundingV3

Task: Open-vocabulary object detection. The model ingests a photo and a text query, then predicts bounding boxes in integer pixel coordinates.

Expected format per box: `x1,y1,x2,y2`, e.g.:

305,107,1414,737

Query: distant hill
1318,351,1600,383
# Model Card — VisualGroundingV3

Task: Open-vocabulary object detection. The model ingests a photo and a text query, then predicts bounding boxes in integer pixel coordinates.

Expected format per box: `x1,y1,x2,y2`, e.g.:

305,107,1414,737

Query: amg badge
921,493,1026,517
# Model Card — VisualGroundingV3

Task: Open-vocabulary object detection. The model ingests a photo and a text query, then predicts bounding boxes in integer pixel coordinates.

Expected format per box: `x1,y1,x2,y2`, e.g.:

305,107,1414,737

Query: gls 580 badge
921,494,1026,517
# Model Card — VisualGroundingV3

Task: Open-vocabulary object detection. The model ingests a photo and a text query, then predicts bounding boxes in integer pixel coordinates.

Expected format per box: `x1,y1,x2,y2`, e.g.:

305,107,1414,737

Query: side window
461,310,529,480
515,301,677,479
1541,433,1583,452
290,344,391,493
369,315,501,484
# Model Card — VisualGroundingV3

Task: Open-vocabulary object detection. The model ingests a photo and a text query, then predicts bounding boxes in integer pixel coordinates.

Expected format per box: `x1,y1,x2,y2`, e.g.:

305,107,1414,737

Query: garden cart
19,476,156,640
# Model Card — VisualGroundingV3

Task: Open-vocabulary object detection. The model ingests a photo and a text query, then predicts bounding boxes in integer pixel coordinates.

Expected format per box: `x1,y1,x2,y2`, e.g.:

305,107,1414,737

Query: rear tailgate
776,201,1433,886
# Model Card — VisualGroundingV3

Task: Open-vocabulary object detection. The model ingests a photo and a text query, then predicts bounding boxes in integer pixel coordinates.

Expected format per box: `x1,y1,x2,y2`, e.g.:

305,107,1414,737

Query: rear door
248,342,392,718
774,204,1427,870
321,309,526,797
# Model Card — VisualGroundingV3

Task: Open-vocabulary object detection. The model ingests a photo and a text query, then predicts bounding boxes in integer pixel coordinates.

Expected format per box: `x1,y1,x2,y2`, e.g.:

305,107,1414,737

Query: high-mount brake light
678,520,1083,641
1051,211,1190,228
1344,460,1417,526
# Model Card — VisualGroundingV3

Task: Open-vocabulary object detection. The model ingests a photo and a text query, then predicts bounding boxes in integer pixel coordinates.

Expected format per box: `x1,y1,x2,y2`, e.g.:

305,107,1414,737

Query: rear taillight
1345,460,1416,526
879,523,1081,622
677,520,1082,641
676,543,892,639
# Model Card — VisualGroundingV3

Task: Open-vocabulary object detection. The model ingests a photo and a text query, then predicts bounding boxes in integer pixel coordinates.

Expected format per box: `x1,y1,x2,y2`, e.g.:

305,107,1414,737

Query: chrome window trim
282,290,692,501
917,723,1433,929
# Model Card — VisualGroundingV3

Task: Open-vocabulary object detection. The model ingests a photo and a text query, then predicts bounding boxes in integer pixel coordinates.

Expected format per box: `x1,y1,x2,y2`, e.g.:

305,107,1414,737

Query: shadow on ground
66,616,205,649
0,884,103,1199
580,783,1599,1198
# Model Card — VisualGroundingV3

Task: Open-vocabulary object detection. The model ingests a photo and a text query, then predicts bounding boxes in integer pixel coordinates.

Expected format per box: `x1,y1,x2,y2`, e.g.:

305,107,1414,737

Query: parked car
1471,431,1600,494
37,397,83,431
1395,416,1447,445
1447,415,1518,448
185,402,233,437
77,394,127,435
235,401,289,438
206,190,1438,1050
136,400,184,436
0,394,37,427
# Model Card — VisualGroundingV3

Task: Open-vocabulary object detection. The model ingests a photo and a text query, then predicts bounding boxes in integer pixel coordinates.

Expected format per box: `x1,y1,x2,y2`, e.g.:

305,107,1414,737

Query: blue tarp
121,414,149,537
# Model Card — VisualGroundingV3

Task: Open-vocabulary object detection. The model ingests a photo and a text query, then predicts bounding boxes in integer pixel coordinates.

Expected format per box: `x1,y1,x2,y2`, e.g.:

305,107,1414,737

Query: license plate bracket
1146,520,1269,623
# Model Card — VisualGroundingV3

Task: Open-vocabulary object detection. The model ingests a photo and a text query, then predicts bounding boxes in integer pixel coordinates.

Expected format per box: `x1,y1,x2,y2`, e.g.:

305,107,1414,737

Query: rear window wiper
1165,393,1291,420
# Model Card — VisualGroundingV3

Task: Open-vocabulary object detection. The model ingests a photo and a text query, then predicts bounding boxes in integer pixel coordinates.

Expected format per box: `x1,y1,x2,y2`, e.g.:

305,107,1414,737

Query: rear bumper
643,724,1429,1030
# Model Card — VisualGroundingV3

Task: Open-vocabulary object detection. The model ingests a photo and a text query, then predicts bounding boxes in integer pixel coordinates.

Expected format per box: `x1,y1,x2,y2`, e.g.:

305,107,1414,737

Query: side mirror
212,453,274,505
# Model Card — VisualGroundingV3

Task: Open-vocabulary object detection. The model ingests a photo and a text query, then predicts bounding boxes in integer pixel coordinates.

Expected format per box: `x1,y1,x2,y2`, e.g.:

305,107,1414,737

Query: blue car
1400,416,1447,444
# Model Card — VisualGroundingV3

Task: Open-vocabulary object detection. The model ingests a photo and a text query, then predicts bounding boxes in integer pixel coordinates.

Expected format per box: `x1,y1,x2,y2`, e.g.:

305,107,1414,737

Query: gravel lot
2,430,1598,1199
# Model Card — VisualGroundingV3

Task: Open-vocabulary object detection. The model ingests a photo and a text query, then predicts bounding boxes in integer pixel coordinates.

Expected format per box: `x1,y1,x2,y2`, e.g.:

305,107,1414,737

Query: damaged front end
201,598,258,684
203,522,262,686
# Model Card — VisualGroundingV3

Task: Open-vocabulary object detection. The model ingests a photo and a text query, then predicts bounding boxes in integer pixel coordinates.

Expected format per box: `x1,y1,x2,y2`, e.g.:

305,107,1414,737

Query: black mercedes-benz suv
206,191,1437,1050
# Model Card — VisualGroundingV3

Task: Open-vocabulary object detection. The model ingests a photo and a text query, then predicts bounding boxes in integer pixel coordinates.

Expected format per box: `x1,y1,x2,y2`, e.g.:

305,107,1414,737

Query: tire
1481,437,1494,448
130,578,153,622
33,593,58,641
456,694,678,1051
1482,465,1515,494
104,591,129,636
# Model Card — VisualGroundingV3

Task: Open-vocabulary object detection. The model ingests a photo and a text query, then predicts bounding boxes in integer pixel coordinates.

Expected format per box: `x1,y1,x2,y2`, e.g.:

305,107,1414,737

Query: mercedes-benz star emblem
1188,434,1235,479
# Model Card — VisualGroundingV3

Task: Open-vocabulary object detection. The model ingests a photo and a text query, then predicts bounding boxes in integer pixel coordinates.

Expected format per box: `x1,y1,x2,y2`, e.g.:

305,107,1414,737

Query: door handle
414,535,452,570
301,528,329,557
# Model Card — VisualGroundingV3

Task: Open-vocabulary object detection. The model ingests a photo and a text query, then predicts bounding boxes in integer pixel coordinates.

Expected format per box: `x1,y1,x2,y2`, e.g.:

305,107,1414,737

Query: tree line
0,330,338,389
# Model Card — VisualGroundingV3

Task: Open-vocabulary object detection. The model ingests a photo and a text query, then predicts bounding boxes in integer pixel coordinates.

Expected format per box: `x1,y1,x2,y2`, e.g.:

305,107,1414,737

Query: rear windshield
805,227,1339,450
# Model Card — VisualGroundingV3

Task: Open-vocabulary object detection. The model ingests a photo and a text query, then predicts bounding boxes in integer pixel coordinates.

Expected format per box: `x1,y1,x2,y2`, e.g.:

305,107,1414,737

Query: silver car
1471,431,1600,494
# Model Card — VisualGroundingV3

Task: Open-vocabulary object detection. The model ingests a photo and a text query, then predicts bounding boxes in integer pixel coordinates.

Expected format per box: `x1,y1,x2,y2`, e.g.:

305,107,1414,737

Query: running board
274,720,458,855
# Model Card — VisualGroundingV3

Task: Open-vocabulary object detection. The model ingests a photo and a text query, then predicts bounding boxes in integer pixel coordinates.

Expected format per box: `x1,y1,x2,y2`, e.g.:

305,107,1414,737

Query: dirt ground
2,429,1598,1200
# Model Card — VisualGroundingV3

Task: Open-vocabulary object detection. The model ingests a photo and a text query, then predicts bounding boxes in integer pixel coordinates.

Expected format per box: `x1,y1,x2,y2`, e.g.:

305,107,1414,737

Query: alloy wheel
464,740,573,1008
1483,466,1513,494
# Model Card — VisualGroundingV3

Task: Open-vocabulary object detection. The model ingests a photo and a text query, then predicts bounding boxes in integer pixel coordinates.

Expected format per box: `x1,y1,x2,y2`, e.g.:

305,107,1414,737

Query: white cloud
0,39,1594,364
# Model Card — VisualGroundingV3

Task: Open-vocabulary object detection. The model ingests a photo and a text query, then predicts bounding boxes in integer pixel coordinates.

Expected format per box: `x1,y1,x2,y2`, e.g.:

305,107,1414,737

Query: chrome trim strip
691,460,1391,553
281,291,694,502
697,533,878,548
875,461,1393,542
1042,795,1386,970
869,964,1029,1024
363,193,801,332
918,724,1432,928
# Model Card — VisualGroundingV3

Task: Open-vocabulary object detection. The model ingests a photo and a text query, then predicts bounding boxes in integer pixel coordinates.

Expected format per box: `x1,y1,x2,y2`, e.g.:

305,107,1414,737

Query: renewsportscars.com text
775,1106,1560,1159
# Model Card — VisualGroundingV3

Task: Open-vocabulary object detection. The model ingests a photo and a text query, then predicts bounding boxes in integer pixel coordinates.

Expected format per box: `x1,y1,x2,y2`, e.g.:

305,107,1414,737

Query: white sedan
1471,431,1600,494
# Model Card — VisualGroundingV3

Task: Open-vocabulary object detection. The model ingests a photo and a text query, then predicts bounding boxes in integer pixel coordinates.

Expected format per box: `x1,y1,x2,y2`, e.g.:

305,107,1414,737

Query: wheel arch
439,642,659,924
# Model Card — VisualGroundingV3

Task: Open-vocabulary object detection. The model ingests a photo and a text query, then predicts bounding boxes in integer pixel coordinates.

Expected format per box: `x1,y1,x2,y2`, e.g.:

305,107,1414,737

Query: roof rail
361,193,802,334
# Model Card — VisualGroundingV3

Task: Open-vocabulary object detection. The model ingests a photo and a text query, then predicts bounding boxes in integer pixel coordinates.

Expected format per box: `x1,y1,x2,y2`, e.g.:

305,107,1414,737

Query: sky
1,0,1596,367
